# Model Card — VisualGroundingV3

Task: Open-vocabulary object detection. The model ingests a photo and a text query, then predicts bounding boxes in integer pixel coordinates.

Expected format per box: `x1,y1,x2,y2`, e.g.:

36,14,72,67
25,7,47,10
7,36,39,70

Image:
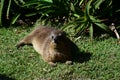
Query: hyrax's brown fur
16,26,77,66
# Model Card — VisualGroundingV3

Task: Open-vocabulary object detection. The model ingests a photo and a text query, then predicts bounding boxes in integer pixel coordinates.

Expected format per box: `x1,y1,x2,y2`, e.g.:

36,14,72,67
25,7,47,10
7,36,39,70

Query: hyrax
16,26,78,66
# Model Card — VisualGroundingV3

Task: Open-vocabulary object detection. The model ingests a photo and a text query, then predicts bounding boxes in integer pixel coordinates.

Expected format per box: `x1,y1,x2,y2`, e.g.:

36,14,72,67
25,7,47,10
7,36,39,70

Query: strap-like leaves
0,0,4,26
11,13,21,25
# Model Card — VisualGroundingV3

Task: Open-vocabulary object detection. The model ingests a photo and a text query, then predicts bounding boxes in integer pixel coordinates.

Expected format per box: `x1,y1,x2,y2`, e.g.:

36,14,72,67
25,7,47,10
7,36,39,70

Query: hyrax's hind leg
16,34,33,48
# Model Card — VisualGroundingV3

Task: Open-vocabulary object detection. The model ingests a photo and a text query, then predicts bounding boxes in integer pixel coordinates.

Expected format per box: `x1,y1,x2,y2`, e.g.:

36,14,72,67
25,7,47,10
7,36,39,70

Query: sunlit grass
0,27,120,80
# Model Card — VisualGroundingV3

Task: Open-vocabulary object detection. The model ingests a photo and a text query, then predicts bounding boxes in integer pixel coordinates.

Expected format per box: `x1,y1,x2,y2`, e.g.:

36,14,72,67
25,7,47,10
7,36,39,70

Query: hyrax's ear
61,31,67,36
58,32,66,37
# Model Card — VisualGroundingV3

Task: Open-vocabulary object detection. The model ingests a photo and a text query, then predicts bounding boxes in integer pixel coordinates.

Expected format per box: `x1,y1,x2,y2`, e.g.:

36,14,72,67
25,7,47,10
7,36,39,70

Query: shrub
0,0,120,38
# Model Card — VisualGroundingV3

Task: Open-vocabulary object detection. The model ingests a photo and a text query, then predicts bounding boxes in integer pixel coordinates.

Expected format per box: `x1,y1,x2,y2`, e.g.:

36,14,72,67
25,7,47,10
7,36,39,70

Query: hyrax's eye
51,35,54,39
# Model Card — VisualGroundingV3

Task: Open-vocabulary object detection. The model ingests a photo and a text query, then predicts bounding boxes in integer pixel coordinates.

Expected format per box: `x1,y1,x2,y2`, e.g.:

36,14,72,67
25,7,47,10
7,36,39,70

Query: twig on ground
109,23,120,43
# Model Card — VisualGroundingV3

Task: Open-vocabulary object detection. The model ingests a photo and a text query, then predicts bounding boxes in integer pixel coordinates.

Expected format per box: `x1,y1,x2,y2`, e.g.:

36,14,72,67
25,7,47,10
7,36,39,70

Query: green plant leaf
22,2,40,7
94,22,109,31
6,0,12,20
73,13,80,18
85,0,92,19
94,0,104,9
19,0,25,4
14,0,22,6
89,23,93,40
25,13,38,17
11,13,21,25
89,15,101,23
23,1,52,7
116,9,120,12
0,0,4,26
79,0,84,6
70,3,75,12
43,0,52,2
75,21,89,36
62,23,75,30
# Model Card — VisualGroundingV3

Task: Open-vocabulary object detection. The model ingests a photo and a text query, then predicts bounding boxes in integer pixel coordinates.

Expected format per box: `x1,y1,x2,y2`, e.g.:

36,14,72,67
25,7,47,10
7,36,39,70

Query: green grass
0,26,120,80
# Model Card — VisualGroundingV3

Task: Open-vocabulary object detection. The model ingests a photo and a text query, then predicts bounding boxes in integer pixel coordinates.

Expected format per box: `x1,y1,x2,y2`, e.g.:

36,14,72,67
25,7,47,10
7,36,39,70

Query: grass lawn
0,26,120,80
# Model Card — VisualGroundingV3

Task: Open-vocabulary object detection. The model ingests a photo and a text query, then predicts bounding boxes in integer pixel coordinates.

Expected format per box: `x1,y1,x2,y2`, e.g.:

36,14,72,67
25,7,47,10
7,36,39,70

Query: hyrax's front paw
48,62,57,67
16,42,25,49
65,61,73,65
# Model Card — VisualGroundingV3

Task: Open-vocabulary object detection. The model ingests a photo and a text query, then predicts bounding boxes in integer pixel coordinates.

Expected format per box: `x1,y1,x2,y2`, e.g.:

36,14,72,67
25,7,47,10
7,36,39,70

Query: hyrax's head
50,30,66,44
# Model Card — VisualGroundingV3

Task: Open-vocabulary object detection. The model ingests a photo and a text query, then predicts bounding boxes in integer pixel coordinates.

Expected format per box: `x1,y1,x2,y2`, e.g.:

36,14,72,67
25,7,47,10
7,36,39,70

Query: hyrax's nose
53,37,59,43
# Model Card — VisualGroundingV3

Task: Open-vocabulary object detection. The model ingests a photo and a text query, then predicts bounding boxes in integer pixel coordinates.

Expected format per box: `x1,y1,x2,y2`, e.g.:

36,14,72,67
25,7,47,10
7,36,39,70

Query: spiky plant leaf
0,0,4,26
94,0,104,9
70,3,75,12
89,15,101,23
14,0,22,6
11,13,21,25
84,0,92,19
94,22,109,32
6,0,12,20
89,23,93,40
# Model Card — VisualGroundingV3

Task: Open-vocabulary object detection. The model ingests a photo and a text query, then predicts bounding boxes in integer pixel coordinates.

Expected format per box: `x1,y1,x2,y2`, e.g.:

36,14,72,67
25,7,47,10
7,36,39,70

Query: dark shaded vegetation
0,74,15,80
0,0,120,38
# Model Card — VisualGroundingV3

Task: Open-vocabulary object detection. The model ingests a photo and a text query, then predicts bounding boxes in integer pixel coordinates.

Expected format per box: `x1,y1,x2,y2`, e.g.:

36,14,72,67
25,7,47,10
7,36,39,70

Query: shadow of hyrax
16,26,79,67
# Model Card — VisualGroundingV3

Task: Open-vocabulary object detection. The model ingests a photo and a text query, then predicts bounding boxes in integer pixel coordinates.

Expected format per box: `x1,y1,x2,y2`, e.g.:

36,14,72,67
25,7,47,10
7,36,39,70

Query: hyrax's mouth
53,37,60,44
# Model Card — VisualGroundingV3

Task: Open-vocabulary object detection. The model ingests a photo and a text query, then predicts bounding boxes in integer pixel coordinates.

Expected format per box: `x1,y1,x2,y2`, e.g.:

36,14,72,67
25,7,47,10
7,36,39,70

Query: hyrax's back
31,26,54,55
